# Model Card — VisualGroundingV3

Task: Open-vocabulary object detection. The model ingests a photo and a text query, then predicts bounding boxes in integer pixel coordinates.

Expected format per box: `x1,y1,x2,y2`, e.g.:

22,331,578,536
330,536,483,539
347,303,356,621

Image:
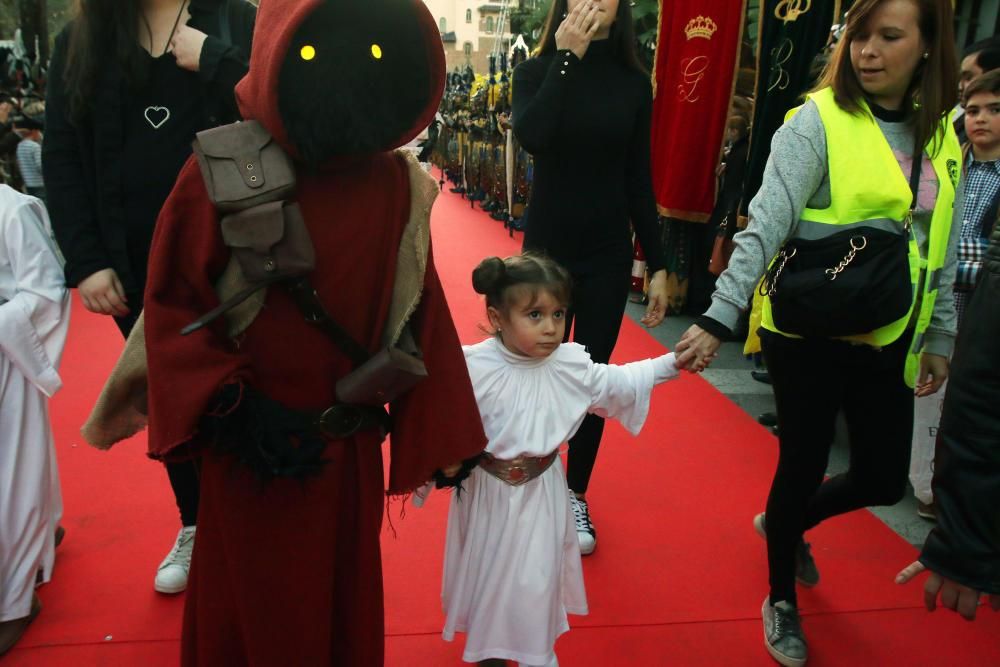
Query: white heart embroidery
144,106,171,130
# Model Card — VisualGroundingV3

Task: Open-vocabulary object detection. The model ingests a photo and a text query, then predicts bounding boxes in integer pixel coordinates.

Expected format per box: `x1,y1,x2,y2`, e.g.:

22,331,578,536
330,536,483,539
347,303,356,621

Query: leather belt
478,451,558,486
313,403,391,440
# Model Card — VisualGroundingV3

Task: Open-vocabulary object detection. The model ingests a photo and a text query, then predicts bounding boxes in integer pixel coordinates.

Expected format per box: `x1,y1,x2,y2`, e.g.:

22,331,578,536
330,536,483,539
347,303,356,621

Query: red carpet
8,173,1000,665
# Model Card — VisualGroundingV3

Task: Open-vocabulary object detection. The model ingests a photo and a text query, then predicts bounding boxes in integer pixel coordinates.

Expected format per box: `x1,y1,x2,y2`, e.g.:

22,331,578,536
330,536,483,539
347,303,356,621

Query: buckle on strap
318,404,365,439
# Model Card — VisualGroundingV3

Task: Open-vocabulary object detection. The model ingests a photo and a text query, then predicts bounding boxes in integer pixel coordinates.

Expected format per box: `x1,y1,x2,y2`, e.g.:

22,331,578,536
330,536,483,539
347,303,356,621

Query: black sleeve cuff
64,259,114,290
695,315,732,341
548,50,582,81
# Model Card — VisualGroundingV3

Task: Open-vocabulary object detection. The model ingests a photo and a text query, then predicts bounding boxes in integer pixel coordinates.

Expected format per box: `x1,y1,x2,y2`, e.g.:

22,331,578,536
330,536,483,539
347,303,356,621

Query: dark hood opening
234,0,445,164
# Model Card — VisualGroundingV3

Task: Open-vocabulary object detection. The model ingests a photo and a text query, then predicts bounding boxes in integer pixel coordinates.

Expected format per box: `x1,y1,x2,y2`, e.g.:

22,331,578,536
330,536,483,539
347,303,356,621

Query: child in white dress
0,186,69,655
441,254,679,666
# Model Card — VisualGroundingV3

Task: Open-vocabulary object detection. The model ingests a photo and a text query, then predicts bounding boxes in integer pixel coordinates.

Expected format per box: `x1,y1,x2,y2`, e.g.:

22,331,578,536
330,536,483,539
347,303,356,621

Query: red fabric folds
650,3,746,222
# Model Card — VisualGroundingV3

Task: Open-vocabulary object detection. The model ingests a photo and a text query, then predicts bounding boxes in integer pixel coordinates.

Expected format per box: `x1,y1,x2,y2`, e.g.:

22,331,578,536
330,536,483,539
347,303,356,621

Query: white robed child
0,185,70,655
434,253,680,666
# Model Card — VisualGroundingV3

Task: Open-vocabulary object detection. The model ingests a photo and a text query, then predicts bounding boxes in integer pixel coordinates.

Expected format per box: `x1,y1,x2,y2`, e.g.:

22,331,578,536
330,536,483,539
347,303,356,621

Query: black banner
742,0,843,213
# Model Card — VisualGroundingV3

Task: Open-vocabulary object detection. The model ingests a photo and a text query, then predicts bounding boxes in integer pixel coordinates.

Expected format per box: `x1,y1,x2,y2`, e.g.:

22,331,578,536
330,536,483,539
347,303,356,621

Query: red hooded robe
142,0,486,663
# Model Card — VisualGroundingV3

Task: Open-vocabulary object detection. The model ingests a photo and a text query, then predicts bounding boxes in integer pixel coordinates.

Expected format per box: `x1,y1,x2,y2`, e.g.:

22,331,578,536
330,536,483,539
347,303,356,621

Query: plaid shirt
954,153,1000,323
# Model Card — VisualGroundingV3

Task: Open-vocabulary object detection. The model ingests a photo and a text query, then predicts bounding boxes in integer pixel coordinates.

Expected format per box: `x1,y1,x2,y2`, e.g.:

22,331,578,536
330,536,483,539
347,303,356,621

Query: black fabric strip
695,314,732,341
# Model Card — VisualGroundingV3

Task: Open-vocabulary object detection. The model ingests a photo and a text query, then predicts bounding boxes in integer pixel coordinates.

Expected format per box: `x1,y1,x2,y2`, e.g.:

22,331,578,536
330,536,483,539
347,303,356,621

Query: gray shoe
762,597,807,667
753,513,820,587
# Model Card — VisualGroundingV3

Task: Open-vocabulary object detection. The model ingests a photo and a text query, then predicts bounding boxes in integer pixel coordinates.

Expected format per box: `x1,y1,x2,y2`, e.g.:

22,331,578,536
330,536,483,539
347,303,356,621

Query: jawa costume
84,0,486,663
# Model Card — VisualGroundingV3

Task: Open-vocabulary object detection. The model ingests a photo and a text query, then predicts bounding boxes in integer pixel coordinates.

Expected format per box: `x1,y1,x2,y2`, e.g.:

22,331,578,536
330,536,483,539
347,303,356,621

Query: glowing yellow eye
371,44,383,60
300,45,316,61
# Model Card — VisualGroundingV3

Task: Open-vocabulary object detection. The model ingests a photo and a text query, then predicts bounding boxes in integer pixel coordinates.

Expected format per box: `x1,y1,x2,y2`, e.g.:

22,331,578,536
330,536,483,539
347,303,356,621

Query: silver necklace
142,0,189,130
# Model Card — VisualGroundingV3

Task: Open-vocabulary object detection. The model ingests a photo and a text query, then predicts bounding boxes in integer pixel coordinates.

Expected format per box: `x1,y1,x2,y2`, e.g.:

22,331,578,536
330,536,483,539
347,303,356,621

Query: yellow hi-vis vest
761,87,962,387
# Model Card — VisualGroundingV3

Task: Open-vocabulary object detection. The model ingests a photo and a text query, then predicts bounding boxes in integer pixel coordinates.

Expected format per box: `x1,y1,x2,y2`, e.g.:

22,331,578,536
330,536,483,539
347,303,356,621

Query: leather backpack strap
283,277,372,367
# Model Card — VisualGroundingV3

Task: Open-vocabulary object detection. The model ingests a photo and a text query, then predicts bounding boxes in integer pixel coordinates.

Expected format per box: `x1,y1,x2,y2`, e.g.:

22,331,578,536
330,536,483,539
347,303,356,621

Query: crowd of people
0,0,997,666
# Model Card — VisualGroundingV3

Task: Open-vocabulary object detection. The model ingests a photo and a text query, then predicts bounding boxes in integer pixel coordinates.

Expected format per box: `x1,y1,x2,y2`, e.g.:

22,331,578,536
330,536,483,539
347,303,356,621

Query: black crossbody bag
758,152,921,339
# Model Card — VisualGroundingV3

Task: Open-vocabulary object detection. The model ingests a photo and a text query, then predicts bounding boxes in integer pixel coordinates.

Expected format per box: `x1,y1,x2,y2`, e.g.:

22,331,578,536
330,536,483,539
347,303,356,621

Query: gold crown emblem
684,15,718,41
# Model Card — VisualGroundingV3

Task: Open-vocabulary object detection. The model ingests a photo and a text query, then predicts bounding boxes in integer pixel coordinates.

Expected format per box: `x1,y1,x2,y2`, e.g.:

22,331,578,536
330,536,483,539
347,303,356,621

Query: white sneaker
154,526,196,594
568,490,596,555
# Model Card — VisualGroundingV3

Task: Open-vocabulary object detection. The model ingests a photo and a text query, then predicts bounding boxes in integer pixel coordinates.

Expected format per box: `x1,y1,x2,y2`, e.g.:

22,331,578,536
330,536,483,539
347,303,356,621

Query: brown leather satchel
220,201,315,284
193,121,296,212
184,121,316,335
335,344,429,407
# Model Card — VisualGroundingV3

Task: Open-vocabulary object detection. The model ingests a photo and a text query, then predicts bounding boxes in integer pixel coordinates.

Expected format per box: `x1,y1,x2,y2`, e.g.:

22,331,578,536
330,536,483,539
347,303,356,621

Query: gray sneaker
754,513,820,587
762,597,808,667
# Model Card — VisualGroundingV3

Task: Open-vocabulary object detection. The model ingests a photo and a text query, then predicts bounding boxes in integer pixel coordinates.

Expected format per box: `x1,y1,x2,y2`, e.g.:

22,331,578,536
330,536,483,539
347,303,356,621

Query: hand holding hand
169,23,208,72
641,270,669,328
896,561,1000,620
555,1,602,60
79,268,129,317
674,324,721,373
916,353,949,398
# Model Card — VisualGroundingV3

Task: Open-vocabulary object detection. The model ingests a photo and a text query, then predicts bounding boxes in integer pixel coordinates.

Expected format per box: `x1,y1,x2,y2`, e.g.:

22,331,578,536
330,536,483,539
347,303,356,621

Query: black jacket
43,0,255,292
920,221,1000,594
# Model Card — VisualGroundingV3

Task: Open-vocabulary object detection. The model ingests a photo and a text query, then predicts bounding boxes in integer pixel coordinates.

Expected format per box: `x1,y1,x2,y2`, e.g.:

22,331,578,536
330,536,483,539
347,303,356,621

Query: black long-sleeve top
512,39,664,273
42,0,256,293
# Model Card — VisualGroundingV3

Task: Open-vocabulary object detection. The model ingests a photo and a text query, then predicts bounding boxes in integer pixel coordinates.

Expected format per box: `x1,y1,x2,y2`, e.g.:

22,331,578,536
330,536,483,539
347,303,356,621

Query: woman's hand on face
169,24,208,72
555,1,602,61
641,270,669,328
674,324,721,373
78,268,129,317
915,353,949,398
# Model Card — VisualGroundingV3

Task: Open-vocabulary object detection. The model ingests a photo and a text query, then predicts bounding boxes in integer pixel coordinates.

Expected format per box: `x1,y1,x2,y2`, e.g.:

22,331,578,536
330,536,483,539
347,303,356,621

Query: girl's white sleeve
0,198,71,397
586,352,678,435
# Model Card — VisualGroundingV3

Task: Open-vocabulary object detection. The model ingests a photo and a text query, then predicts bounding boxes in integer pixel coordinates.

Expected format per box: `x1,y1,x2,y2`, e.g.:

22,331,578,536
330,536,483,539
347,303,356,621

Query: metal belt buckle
506,459,529,486
318,404,364,439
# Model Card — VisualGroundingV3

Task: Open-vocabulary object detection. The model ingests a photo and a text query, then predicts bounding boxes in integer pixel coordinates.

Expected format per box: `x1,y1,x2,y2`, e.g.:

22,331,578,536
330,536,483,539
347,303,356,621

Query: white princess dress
442,337,677,665
0,187,69,624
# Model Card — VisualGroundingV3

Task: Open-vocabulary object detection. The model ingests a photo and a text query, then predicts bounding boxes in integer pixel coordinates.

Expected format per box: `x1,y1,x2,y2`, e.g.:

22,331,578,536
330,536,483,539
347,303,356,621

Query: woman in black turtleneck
512,0,669,557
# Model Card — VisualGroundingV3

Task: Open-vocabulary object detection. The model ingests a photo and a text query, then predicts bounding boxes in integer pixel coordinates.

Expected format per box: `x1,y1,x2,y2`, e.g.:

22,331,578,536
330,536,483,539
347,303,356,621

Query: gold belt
478,451,558,487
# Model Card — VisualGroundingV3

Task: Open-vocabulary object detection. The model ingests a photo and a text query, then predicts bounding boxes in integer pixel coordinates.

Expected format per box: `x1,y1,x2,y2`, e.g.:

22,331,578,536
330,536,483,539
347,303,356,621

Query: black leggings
563,259,632,494
761,331,914,606
115,302,200,528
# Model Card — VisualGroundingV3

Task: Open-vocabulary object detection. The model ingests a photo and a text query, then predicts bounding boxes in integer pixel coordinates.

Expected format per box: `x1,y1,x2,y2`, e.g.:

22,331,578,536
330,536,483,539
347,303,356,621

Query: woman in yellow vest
676,1,962,665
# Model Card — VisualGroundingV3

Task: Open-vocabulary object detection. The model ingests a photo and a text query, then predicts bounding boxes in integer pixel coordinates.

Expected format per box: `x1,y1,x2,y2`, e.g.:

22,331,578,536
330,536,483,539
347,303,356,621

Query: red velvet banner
650,1,746,222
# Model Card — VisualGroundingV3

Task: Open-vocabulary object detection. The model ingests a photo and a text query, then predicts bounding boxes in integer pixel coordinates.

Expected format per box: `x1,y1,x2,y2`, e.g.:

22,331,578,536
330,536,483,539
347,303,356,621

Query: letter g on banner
678,56,710,103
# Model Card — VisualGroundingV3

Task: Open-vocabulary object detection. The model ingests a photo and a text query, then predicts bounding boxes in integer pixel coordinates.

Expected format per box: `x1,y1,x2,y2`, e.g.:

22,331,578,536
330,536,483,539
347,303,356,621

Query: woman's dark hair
963,68,1000,106
472,253,573,318
535,0,646,74
816,0,958,157
63,0,146,123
